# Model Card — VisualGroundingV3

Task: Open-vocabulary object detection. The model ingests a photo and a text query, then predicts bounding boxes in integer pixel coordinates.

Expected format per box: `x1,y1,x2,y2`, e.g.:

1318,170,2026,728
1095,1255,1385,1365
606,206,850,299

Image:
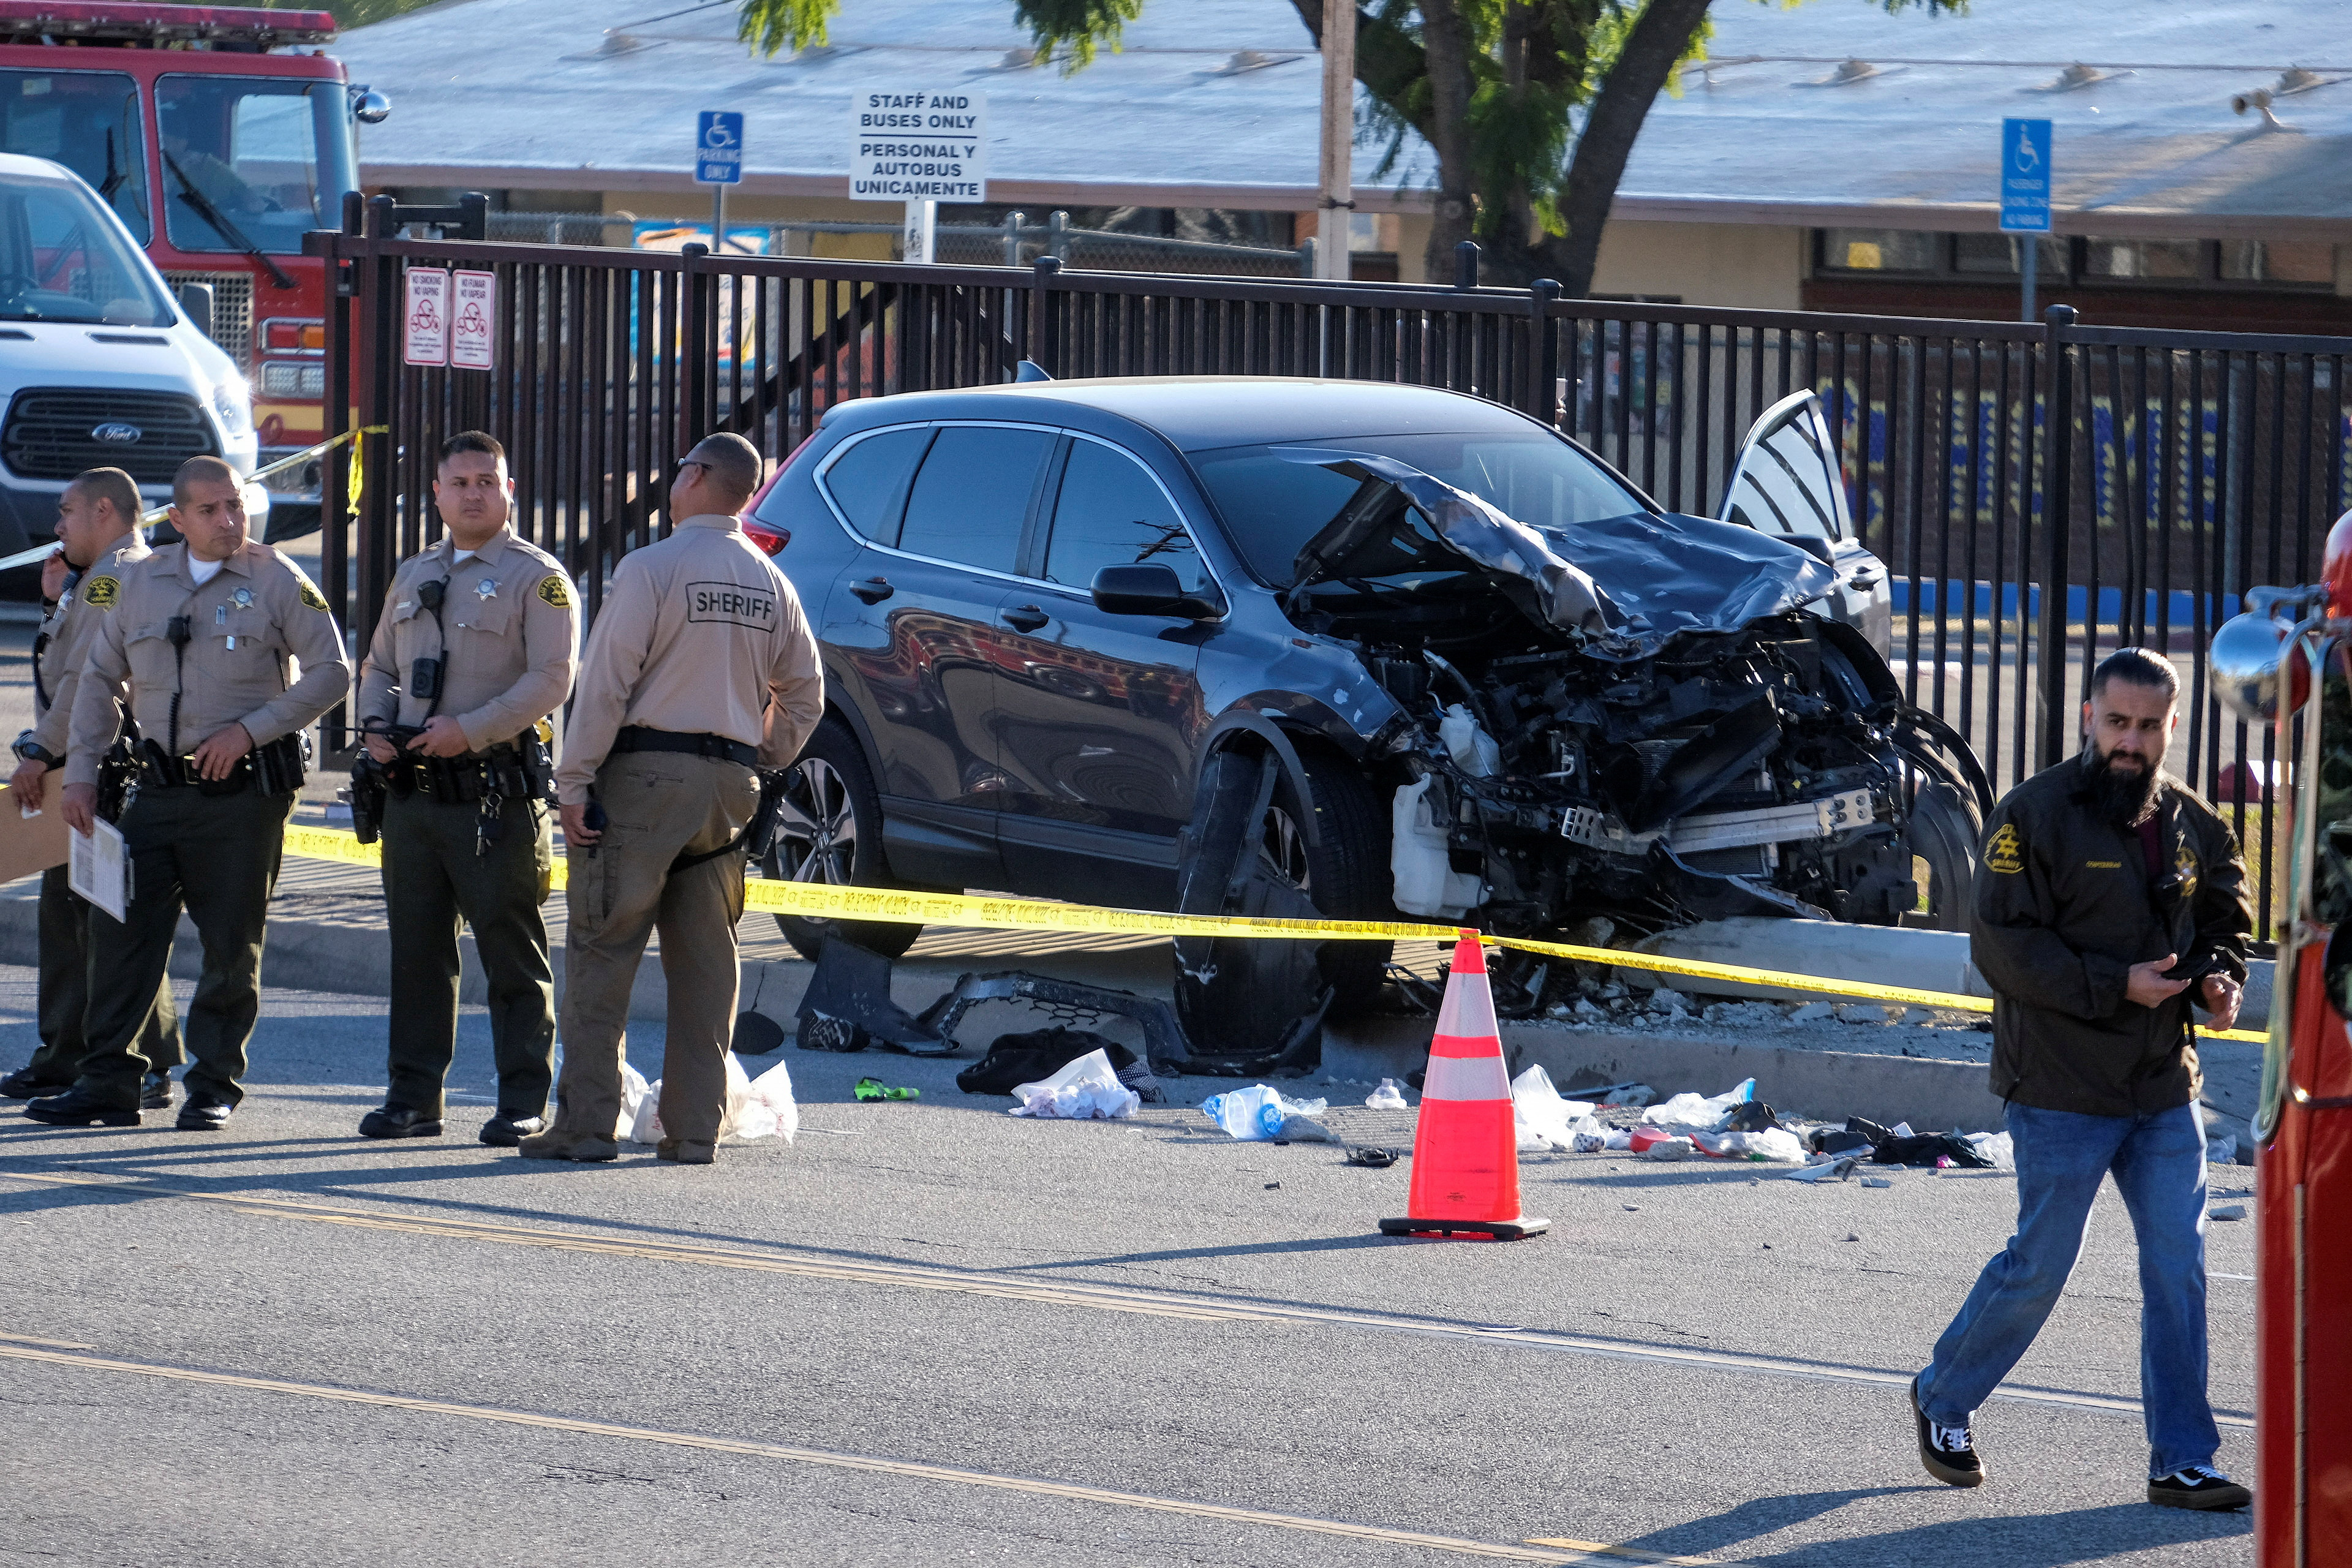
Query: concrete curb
1637,916,2274,1031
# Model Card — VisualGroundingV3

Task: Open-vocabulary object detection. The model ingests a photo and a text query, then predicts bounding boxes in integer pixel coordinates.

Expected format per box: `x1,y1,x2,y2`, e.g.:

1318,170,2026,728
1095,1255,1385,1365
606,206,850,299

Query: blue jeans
1918,1100,2219,1478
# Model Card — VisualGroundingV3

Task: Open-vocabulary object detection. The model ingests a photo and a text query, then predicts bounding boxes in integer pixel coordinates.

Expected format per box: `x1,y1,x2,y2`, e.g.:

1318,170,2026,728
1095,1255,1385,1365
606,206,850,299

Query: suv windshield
0,172,172,325
156,75,356,256
1190,430,1650,587
0,70,149,243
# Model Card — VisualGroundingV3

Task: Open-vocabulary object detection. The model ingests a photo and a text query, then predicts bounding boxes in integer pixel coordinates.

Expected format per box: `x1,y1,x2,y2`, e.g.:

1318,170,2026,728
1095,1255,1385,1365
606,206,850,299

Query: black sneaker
1911,1375,1985,1487
140,1072,172,1110
2148,1466,2250,1511
478,1110,543,1147
358,1103,443,1140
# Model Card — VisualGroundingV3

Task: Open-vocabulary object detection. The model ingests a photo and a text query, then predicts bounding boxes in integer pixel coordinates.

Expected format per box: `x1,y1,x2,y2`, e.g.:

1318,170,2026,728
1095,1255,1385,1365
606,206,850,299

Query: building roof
339,0,2352,236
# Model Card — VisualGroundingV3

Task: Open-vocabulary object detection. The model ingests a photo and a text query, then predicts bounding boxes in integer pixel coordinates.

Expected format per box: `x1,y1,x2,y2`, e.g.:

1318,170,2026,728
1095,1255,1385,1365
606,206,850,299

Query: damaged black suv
755,377,1988,1060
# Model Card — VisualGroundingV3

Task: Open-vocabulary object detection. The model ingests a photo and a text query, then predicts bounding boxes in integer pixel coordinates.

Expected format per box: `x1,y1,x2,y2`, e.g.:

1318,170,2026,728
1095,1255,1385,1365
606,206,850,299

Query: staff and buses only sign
850,90,987,202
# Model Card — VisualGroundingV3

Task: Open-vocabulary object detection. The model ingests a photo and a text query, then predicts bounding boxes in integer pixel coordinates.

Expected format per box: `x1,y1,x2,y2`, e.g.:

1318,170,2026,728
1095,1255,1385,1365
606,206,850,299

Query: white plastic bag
1964,1130,2015,1170
1009,1048,1140,1120
1200,1083,1329,1140
616,1060,652,1143
733,1057,799,1144
1511,1064,1596,1152
1364,1078,1409,1110
1644,1077,1757,1131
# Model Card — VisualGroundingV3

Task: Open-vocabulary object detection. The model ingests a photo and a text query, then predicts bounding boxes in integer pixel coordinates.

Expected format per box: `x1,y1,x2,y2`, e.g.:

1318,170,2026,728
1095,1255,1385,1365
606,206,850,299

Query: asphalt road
0,965,2255,1567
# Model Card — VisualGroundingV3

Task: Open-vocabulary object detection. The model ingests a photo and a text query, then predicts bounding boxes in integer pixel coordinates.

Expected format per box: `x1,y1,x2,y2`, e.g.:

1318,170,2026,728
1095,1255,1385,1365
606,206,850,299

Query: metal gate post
356,195,400,671
1530,279,1561,424
680,242,712,451
1032,255,1062,374
308,214,355,746
2037,303,2079,770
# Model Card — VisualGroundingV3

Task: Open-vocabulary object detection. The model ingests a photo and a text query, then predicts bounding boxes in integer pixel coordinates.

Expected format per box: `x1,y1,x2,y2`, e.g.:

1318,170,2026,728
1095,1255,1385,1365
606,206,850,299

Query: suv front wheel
764,716,924,960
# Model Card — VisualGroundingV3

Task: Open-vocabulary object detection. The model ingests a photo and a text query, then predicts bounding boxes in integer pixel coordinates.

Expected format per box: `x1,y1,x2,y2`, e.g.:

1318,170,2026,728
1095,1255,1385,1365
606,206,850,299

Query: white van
0,150,263,554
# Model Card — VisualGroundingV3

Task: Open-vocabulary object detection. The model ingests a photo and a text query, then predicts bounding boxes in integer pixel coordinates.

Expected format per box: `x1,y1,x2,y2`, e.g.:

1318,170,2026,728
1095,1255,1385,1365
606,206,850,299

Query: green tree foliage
740,0,1962,294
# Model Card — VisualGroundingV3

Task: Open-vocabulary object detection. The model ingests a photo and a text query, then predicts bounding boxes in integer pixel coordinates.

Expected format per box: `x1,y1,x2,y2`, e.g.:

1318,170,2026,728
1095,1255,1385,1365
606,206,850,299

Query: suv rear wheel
765,716,923,960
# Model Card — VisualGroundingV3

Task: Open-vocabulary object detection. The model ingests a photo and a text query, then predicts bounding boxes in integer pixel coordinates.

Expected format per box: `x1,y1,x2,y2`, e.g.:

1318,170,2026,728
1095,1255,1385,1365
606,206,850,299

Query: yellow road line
0,1339,1724,1566
277,824,2264,1038
0,1170,2245,1427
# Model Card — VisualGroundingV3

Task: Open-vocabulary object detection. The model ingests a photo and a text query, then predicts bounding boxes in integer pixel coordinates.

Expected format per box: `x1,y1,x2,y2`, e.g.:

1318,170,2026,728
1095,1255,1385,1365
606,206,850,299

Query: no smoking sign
402,266,497,369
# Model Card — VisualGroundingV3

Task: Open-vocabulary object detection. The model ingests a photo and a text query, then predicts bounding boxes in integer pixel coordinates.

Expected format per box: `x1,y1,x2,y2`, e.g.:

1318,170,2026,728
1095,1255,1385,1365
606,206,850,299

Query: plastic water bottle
1365,1079,1408,1110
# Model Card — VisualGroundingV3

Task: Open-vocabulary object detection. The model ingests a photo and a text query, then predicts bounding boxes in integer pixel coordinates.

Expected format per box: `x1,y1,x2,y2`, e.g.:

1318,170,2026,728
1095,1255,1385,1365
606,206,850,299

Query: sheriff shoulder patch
81,575,119,609
298,578,329,612
1985,823,2024,875
538,574,573,608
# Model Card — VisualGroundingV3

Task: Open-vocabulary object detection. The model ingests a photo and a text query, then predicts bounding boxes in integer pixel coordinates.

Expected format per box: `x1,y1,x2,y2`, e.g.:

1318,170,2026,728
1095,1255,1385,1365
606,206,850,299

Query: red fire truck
2212,532,2352,1566
0,1,384,532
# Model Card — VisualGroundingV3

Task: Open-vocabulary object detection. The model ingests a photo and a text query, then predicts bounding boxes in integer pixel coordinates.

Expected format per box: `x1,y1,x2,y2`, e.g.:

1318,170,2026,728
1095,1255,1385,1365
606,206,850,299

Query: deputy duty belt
610,726,757,768
137,733,308,797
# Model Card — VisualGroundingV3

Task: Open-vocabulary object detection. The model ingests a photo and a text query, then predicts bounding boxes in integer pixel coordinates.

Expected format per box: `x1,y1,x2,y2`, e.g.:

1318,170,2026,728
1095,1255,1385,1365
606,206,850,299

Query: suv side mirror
178,281,216,342
1091,562,1221,620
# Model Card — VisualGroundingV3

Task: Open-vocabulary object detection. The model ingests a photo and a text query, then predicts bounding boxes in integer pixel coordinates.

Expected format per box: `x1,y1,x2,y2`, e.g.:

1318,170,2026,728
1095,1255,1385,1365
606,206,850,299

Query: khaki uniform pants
75,784,295,1110
553,755,755,1147
25,863,182,1085
382,789,556,1120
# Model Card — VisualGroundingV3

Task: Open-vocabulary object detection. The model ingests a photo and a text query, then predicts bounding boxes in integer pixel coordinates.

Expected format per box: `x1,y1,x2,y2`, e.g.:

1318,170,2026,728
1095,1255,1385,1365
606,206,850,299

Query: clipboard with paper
68,820,128,922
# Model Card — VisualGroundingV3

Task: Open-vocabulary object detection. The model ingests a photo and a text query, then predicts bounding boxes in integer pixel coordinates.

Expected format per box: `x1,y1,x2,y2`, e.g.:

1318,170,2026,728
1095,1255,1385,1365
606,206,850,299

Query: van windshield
0,173,173,325
156,75,357,256
0,70,149,243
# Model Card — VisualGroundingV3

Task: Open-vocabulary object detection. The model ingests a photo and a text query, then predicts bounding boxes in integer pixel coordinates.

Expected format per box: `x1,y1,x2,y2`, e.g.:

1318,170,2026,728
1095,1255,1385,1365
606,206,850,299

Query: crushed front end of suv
761,379,1988,1072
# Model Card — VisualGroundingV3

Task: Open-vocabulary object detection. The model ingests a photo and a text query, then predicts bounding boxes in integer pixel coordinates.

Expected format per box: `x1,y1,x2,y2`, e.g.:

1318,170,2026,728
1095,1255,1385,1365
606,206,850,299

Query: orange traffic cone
1379,935,1550,1240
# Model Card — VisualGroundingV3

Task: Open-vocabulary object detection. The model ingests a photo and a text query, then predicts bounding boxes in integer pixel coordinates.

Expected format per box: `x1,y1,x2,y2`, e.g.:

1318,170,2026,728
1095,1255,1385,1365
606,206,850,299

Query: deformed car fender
1191,709,1325,847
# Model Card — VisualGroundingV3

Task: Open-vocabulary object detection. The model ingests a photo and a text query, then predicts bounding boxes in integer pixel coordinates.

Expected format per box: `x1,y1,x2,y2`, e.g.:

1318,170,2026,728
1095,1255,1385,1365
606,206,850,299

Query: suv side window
897,424,1055,573
817,426,930,546
1043,439,1204,592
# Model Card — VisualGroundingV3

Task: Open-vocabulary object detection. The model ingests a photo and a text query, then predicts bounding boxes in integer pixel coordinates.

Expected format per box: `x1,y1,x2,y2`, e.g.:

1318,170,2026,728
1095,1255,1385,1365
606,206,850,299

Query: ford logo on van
91,422,143,445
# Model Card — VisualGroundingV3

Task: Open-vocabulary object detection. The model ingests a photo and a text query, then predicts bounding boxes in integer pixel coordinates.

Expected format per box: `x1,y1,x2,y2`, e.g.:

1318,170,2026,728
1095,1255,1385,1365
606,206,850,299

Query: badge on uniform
232,587,255,609
477,577,499,601
82,575,119,609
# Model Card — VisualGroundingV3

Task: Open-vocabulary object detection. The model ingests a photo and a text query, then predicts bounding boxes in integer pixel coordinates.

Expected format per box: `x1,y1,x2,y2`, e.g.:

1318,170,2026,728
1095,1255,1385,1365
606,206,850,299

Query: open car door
1721,391,1890,653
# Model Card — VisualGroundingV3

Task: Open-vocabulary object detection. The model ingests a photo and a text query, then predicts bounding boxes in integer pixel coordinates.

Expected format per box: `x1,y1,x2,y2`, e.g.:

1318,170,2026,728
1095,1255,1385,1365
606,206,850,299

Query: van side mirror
178,281,216,342
1091,562,1221,620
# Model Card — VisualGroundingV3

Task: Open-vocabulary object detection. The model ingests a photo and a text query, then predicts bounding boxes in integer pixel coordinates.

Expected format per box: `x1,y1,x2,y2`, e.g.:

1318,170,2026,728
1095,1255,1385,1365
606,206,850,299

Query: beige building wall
1384,214,1801,304
1589,222,1804,309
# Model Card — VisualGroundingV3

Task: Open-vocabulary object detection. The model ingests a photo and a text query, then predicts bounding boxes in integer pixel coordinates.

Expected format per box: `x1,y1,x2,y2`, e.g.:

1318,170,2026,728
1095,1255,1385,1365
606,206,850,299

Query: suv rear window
897,424,1054,573
818,426,929,544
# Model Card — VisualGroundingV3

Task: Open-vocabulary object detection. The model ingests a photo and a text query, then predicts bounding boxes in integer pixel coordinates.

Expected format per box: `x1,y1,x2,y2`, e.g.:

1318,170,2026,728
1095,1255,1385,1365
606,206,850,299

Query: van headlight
211,380,253,439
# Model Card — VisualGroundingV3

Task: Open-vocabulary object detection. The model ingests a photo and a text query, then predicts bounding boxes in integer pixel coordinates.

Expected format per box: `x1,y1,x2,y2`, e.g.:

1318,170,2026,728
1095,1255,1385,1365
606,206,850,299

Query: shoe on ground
656,1138,715,1165
176,1096,233,1132
1,1068,74,1100
140,1072,172,1110
2149,1466,2250,1511
23,1088,139,1128
478,1110,544,1147
517,1126,618,1162
358,1102,443,1140
1911,1375,1985,1487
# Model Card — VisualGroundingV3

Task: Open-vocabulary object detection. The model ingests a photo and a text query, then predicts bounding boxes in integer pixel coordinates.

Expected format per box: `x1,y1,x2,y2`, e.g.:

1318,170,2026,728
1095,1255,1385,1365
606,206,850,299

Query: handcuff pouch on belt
360,722,554,856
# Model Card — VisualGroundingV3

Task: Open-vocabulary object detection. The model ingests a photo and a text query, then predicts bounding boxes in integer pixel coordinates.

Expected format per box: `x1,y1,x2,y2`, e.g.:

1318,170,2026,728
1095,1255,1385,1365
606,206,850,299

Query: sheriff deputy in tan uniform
24,454,349,1130
355,431,579,1146
0,467,183,1106
521,432,821,1166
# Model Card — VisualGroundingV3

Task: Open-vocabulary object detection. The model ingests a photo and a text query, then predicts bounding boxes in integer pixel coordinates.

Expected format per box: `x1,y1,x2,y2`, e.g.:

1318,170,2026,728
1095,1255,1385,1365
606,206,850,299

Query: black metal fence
312,201,2352,938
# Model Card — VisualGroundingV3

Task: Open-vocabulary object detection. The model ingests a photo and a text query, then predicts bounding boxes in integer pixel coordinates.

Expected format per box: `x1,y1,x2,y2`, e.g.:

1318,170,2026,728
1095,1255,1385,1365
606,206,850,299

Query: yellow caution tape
136,426,389,527
279,824,2265,1041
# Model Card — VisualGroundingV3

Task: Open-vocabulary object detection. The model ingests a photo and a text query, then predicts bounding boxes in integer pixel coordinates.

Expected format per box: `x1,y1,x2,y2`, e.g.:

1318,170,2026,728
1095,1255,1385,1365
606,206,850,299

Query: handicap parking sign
696,111,744,186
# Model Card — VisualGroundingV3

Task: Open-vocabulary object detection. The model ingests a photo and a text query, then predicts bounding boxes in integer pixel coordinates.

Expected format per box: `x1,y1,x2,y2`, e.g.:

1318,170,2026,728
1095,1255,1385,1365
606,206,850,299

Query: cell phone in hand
2162,951,2226,984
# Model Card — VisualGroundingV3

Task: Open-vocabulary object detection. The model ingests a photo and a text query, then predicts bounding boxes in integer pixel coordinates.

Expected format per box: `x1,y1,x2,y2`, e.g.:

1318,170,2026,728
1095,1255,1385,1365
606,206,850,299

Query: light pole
1315,0,1355,281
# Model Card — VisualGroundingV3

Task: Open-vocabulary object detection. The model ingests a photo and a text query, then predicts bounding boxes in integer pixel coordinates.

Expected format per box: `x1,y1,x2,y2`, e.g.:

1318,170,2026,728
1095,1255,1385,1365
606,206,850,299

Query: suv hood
1276,447,1839,659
